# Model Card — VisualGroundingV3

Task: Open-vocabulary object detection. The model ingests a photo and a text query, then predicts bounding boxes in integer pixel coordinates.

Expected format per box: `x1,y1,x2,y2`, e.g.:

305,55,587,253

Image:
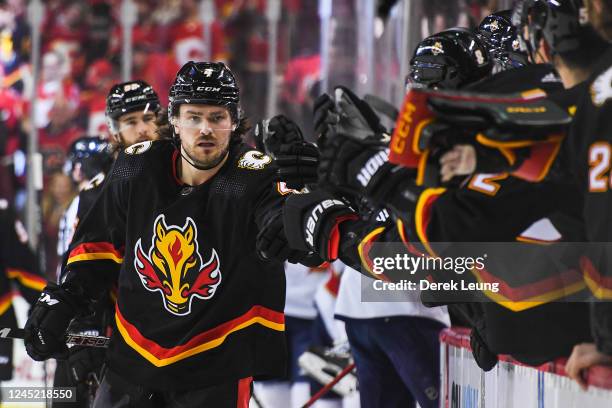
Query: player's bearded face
116,110,159,147
175,104,233,170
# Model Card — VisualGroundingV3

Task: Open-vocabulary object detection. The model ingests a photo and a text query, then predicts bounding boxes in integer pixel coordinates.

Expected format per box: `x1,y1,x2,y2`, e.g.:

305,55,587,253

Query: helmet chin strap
175,137,229,171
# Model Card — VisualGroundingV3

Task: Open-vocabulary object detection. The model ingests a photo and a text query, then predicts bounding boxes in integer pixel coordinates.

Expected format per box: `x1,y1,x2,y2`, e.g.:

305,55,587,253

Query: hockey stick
0,327,111,348
300,363,356,408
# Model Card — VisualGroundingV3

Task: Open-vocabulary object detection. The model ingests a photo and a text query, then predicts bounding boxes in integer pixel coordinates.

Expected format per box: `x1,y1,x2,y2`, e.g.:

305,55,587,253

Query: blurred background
0,0,512,281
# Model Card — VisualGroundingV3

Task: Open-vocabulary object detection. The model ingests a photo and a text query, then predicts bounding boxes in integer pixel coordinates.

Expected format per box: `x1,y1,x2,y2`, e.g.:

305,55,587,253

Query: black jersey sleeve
0,203,47,305
61,158,129,304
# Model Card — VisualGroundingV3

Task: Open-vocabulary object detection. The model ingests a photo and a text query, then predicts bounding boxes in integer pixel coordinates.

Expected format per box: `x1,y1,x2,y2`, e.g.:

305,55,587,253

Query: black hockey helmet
106,80,161,133
64,136,114,180
478,10,520,52
512,0,590,59
477,10,529,69
409,28,492,89
168,61,240,122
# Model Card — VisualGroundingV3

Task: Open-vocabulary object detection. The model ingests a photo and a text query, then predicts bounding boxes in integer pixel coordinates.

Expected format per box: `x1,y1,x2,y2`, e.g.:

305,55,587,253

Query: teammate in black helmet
409,28,492,89
25,61,303,407
512,0,612,387
64,136,114,184
106,80,162,148
54,135,115,408
58,136,114,261
50,82,165,407
477,10,530,71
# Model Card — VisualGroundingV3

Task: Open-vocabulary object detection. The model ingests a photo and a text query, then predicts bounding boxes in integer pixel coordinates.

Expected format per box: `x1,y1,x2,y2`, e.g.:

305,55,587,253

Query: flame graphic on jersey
134,214,221,316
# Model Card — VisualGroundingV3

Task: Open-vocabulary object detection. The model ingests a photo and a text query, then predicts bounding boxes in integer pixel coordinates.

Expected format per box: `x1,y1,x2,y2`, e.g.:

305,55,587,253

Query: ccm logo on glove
305,199,346,246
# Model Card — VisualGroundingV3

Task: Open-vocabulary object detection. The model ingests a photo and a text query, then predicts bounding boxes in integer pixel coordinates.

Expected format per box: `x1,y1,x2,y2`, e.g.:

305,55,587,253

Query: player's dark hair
557,26,610,71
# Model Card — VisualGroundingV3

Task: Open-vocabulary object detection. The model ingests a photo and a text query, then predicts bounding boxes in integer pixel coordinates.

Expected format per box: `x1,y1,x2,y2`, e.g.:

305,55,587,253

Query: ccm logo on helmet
195,86,221,92
305,199,346,247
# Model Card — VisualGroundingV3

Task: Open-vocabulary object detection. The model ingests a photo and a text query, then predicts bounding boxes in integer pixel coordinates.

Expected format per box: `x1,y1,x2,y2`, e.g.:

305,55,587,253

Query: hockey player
105,80,162,149
0,199,47,391
57,80,164,264
408,28,493,89
57,136,115,263
54,136,116,408
52,81,165,408
476,10,530,71
24,61,300,407
519,0,612,388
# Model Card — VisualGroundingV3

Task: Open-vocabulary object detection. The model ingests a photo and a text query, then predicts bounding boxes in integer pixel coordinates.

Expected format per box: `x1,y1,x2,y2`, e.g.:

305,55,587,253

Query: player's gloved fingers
470,330,498,372
266,117,304,154
314,107,335,134
313,93,334,116
284,181,307,190
274,155,300,166
253,121,268,152
314,109,339,137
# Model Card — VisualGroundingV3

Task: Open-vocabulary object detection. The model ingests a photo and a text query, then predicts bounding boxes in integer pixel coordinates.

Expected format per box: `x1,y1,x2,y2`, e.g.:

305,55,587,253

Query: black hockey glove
315,86,391,199
24,284,80,361
313,86,386,143
318,133,390,199
283,190,358,262
365,163,425,221
257,213,326,266
275,142,320,190
257,213,303,262
254,115,320,189
313,93,337,139
470,328,498,371
255,114,305,156
68,345,106,383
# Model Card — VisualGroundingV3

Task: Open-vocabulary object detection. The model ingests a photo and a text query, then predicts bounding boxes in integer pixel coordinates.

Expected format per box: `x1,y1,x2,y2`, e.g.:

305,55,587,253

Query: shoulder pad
124,140,154,155
236,149,272,170
111,140,172,182
591,65,612,107
83,173,106,191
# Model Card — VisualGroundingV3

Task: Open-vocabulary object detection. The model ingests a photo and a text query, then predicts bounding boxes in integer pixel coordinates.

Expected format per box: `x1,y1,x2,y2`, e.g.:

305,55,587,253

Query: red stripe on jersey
6,269,47,291
116,305,285,366
67,242,124,264
475,266,583,302
237,377,253,408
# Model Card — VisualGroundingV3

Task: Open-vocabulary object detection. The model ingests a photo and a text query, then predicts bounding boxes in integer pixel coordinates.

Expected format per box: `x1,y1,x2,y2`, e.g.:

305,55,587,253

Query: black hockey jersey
0,198,47,380
561,45,612,354
398,78,587,307
63,139,287,390
0,198,46,305
57,173,115,337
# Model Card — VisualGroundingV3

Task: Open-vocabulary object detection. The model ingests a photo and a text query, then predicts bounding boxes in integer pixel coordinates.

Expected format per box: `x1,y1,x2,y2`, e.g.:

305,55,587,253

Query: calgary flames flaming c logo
134,214,221,316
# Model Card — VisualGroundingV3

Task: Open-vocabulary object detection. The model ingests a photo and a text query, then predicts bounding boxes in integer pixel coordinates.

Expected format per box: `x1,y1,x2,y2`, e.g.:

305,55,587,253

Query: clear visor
171,115,235,133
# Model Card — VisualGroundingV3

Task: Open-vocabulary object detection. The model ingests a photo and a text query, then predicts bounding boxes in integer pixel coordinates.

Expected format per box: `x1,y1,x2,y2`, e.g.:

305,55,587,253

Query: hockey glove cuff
283,191,358,262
